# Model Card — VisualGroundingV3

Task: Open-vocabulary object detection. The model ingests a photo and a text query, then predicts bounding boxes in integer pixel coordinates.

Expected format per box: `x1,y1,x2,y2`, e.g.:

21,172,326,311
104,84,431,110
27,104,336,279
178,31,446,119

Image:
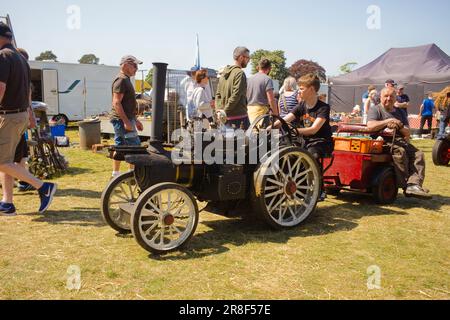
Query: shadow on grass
65,167,94,176
330,191,450,211
55,188,102,199
26,208,105,227
150,193,441,261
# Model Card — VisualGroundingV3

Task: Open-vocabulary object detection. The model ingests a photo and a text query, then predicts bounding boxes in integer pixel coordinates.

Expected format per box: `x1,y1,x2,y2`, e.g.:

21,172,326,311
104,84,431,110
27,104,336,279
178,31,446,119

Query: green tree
78,54,100,64
250,49,289,83
339,62,358,74
35,50,58,62
289,59,327,82
145,69,154,87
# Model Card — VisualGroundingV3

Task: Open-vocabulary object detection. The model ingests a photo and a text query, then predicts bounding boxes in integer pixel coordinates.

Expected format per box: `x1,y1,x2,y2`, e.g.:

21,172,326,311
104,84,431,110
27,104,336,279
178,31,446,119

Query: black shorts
14,134,29,163
305,139,334,160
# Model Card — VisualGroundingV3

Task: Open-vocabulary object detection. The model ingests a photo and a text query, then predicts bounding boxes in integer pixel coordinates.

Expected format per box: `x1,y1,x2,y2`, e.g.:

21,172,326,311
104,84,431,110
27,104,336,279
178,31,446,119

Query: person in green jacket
216,46,251,130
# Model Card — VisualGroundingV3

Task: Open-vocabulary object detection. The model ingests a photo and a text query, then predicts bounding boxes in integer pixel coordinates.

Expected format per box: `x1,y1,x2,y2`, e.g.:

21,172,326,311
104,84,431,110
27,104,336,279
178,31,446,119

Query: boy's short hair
298,73,321,92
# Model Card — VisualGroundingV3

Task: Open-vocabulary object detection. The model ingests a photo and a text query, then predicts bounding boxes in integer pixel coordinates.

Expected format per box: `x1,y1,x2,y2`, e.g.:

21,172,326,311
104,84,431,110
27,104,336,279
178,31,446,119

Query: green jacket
215,65,248,117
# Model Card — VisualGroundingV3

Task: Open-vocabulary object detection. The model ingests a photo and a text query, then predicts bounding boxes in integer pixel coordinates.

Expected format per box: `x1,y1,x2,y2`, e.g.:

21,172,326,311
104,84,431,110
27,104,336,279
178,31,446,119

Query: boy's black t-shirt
291,100,332,143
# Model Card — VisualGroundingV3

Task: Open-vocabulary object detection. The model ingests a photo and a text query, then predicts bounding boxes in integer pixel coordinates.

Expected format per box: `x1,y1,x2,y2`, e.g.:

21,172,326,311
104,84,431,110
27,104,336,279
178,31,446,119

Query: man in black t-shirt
272,73,333,159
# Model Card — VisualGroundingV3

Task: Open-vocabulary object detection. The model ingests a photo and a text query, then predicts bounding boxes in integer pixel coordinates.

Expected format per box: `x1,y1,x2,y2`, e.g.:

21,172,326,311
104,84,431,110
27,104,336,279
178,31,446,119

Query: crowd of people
359,80,450,138
3,25,446,216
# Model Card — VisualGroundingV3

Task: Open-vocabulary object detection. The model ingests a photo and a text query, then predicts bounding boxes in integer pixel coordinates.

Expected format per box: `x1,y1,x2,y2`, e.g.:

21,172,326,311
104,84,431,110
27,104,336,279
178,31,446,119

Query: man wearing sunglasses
110,55,144,178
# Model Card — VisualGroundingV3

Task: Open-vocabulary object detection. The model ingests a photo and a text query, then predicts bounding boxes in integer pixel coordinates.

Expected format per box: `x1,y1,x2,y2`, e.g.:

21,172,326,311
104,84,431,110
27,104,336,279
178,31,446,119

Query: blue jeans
438,115,448,139
111,119,141,146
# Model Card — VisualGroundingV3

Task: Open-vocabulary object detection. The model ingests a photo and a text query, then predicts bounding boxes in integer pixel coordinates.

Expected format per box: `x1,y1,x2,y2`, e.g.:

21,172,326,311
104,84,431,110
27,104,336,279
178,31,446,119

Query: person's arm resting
297,117,326,136
367,119,392,132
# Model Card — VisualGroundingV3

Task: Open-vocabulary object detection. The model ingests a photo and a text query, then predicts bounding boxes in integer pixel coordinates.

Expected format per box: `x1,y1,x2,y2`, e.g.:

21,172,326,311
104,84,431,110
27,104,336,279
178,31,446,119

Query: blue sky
3,0,450,78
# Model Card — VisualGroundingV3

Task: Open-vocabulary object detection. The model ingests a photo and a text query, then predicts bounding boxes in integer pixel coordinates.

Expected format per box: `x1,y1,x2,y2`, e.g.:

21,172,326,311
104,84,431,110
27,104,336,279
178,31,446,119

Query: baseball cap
397,84,405,89
120,55,143,66
0,22,13,39
190,66,200,72
385,79,397,86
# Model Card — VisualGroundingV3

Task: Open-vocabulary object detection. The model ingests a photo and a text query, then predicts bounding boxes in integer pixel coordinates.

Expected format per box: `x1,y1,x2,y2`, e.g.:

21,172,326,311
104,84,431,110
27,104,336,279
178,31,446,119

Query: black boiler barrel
150,62,168,143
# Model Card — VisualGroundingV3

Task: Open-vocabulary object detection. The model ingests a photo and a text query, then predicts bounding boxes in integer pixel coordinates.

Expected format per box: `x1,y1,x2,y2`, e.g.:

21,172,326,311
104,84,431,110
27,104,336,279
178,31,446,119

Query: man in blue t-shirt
419,92,435,136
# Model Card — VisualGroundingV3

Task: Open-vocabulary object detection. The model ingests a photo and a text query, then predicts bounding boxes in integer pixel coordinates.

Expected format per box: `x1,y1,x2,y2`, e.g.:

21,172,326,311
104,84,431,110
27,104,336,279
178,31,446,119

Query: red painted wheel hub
163,214,175,226
285,181,297,196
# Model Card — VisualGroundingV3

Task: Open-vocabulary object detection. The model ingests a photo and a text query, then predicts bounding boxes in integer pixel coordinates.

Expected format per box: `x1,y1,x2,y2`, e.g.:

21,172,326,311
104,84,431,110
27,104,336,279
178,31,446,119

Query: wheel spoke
296,190,307,200
127,181,134,200
172,225,183,234
265,189,284,199
278,206,287,222
295,169,312,181
112,193,129,202
286,157,293,176
267,193,280,212
167,192,172,212
269,195,286,213
144,221,159,235
173,206,184,217
292,157,303,177
288,206,297,220
109,200,127,206
267,178,284,187
147,200,165,216
141,208,160,218
295,175,308,185
159,227,165,244
150,229,162,242
119,184,131,200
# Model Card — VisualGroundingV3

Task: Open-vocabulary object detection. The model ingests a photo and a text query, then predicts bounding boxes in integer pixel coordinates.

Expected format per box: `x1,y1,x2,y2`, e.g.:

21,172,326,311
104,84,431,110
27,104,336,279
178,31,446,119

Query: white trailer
28,61,120,123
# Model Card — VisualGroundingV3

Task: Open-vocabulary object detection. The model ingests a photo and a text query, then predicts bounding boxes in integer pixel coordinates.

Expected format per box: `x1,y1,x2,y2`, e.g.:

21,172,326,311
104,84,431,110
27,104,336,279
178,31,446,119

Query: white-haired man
367,87,431,199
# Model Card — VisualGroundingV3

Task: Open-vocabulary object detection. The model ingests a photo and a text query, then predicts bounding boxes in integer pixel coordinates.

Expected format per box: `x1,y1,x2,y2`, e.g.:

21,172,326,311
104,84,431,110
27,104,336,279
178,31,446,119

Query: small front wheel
372,167,398,204
131,183,199,254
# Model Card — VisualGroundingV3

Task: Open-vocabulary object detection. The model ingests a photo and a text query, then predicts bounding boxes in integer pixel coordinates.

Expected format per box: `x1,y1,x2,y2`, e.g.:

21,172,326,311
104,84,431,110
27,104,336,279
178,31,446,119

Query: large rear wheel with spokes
251,146,321,229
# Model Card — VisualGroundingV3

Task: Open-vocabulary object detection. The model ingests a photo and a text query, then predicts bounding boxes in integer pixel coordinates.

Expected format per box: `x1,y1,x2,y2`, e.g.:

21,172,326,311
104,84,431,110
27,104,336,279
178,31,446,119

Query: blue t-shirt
362,91,369,104
422,98,435,117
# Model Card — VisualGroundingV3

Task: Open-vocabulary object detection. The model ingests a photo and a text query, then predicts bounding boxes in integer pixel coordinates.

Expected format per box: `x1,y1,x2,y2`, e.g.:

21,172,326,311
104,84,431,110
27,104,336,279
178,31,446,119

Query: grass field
0,128,449,300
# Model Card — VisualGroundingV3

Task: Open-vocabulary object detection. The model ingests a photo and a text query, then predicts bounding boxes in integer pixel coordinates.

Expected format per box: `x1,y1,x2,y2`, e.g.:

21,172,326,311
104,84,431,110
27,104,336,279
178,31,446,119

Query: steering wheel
247,114,304,147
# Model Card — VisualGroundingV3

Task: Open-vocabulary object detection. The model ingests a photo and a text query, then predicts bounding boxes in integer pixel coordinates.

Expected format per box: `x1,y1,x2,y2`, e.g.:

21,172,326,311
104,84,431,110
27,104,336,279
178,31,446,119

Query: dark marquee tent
329,44,450,114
